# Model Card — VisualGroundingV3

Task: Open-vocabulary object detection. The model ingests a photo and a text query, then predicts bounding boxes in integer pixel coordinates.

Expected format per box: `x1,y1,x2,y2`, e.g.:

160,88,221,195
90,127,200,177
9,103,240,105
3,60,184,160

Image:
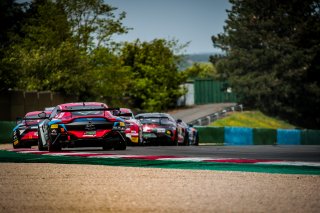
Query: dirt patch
0,162,319,213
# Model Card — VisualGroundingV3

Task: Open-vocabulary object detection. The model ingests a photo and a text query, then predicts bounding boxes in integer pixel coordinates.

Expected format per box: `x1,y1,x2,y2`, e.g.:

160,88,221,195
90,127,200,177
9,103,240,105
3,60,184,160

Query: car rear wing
16,116,48,125
59,107,121,117
22,117,47,120
59,107,120,112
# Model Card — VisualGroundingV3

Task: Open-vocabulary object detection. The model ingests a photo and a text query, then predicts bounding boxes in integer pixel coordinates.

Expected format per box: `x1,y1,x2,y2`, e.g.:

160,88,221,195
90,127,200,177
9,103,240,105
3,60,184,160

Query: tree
89,47,132,106
1,0,130,102
0,0,28,91
58,0,130,51
120,39,187,111
211,0,320,128
184,62,219,79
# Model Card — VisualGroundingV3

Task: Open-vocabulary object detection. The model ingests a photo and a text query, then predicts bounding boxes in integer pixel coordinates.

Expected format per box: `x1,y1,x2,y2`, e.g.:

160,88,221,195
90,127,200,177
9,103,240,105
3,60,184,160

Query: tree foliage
88,47,132,106
58,0,129,51
211,0,320,128
0,0,28,91
1,0,129,101
0,0,188,111
184,62,219,80
120,39,187,111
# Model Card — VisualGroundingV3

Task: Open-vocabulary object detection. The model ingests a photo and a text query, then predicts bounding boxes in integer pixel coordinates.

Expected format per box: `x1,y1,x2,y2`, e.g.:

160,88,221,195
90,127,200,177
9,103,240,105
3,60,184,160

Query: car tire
114,140,126,150
12,140,21,149
183,132,189,146
48,139,61,152
172,133,178,146
12,130,21,149
24,144,32,148
102,142,113,150
37,130,48,151
195,133,199,146
173,140,178,146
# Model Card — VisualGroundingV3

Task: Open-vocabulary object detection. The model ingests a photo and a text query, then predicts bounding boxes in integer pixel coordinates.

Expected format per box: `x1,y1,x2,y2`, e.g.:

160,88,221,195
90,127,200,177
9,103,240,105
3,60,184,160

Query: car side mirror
112,110,120,116
38,112,47,119
16,117,22,124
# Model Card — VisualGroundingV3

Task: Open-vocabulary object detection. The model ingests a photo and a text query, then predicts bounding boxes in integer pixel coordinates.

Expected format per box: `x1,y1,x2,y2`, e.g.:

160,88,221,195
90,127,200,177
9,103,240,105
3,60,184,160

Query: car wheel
37,130,47,151
12,139,21,149
48,139,61,152
102,142,113,150
172,133,178,146
183,132,189,146
114,140,126,150
173,140,178,146
23,144,32,148
12,130,24,149
38,140,47,151
195,133,199,146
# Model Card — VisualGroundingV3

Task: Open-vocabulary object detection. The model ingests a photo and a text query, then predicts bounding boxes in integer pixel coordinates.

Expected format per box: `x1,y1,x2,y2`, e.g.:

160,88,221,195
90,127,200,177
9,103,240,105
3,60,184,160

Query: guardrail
188,104,243,126
195,126,320,145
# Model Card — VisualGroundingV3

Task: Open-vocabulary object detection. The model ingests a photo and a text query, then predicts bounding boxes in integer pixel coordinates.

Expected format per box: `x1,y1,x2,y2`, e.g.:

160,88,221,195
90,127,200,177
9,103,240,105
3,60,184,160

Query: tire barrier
301,130,320,145
224,127,253,145
195,126,320,145
196,127,224,145
277,129,301,145
0,121,16,143
253,128,277,145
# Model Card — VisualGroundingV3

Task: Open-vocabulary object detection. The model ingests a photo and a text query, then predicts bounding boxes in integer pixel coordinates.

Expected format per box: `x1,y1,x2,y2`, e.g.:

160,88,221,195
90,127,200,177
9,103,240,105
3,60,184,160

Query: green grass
210,111,295,129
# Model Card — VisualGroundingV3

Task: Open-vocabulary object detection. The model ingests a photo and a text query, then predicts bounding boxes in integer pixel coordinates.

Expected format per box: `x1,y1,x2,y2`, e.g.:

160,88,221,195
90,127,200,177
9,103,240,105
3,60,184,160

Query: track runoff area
1,145,320,175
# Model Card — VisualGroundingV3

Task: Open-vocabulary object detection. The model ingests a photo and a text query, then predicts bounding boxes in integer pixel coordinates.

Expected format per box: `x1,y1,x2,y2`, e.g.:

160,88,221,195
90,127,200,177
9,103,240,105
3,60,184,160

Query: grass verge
210,111,295,129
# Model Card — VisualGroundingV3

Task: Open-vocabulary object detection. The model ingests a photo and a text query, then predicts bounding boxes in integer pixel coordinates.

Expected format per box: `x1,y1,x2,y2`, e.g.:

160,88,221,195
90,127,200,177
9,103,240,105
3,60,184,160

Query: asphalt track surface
167,103,236,123
61,145,320,162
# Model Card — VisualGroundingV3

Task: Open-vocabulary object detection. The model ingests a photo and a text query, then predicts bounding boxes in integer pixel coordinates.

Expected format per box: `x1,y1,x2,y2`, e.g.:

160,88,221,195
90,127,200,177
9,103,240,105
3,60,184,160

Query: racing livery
38,102,127,151
119,108,143,145
135,113,187,145
177,121,199,146
12,111,51,148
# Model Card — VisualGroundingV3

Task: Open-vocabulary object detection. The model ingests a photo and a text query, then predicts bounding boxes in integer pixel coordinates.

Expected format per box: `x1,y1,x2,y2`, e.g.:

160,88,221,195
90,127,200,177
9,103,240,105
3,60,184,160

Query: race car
135,113,187,145
37,102,127,151
12,111,51,148
176,120,199,146
119,108,143,145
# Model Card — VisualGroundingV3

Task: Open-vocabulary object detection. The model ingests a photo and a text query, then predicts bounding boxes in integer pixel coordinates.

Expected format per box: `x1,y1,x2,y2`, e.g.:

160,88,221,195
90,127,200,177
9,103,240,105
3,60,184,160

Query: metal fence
188,104,243,126
0,90,69,121
194,79,237,104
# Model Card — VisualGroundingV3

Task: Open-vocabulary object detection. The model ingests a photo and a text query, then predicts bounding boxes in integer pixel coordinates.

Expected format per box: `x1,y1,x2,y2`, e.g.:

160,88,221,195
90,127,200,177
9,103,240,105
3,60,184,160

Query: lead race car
37,102,127,151
12,110,51,149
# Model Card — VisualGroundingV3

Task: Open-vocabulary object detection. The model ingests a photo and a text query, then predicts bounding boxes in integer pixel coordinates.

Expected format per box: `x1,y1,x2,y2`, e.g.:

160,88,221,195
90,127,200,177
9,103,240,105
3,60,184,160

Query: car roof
120,108,133,114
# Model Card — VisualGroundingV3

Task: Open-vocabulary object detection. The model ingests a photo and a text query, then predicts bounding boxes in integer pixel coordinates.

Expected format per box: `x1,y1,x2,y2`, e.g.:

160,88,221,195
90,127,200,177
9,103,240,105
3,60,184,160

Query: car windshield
139,117,174,126
120,112,133,120
25,115,41,120
23,115,43,125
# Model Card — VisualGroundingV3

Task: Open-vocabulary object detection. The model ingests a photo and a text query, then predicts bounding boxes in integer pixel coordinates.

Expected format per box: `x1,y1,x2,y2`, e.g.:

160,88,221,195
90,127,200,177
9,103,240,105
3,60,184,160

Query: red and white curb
6,148,320,167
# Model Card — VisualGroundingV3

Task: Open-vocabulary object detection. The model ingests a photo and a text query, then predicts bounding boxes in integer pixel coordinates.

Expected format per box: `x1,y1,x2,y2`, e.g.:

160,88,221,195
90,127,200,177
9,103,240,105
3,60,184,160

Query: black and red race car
135,113,188,145
12,110,51,148
37,102,127,151
119,108,143,145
